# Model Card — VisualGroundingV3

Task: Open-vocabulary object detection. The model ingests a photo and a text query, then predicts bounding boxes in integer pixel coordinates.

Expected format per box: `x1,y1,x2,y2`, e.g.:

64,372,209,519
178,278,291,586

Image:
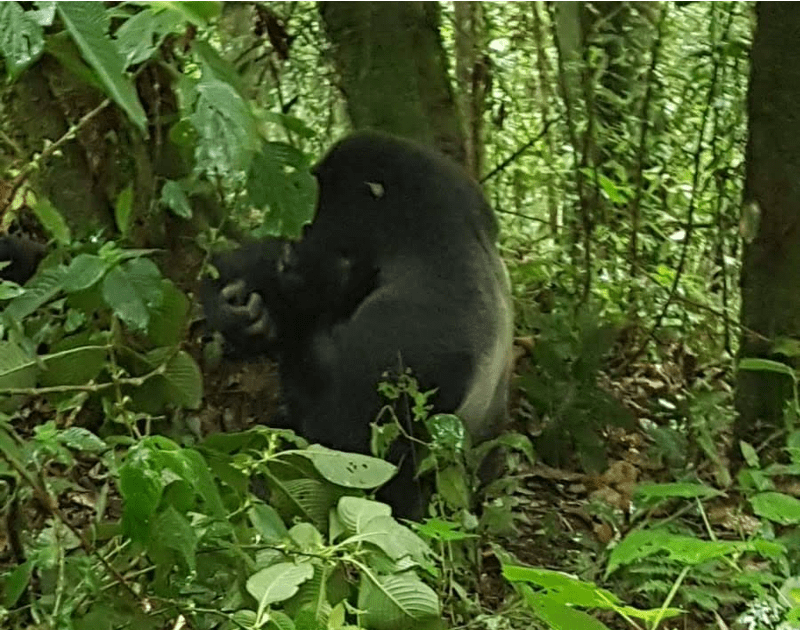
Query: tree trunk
5,58,115,236
319,1,465,163
454,1,487,179
734,4,800,452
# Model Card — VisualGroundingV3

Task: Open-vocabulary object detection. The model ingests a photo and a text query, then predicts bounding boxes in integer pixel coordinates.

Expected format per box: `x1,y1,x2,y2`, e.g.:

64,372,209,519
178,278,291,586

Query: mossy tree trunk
319,1,465,163
734,3,800,453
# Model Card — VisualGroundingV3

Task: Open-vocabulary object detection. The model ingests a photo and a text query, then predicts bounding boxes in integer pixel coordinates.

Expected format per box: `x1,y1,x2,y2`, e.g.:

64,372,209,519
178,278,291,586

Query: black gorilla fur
0,235,46,285
204,131,514,517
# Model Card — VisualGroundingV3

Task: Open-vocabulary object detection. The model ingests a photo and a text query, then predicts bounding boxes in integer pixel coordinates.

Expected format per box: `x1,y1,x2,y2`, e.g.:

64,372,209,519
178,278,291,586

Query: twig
1,98,112,219
479,119,557,184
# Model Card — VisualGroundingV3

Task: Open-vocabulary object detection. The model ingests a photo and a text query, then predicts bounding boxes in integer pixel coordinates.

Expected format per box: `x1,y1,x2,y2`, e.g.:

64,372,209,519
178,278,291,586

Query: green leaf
504,565,624,608
4,267,68,319
155,1,221,25
30,196,71,245
114,185,134,236
437,465,470,510
147,280,190,346
0,341,37,391
45,31,104,91
606,529,785,577
357,572,440,630
119,445,165,541
57,2,147,130
635,482,722,502
159,350,203,409
247,142,317,238
114,8,183,68
248,503,289,543
152,505,198,571
0,2,45,79
57,427,107,453
739,357,796,380
39,335,105,387
337,496,392,529
101,258,163,331
191,71,260,176
63,254,110,293
751,492,800,525
519,586,613,630
160,180,192,219
246,562,314,607
2,559,33,608
357,515,433,564
300,445,397,489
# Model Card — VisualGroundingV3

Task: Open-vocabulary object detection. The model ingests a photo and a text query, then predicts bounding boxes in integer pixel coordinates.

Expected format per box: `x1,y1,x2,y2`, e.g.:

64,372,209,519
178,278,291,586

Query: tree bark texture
454,1,487,179
735,3,800,448
319,1,465,164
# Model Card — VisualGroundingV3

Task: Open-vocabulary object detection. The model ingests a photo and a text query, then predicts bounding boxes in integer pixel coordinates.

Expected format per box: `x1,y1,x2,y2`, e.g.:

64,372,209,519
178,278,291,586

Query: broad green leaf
159,350,203,410
261,110,317,139
0,341,36,391
160,180,192,219
504,565,624,608
751,492,800,525
415,519,476,543
101,258,163,331
437,464,470,509
247,142,316,238
31,196,71,245
119,445,165,540
57,427,107,453
39,336,105,387
191,71,260,176
2,559,33,608
63,254,110,293
337,496,392,531
300,444,397,489
4,267,68,319
0,2,45,79
246,562,314,607
152,505,198,572
57,2,147,130
357,515,433,564
248,504,289,543
123,257,164,306
357,572,440,630
519,586,612,630
115,6,186,68
147,280,190,346
45,32,104,91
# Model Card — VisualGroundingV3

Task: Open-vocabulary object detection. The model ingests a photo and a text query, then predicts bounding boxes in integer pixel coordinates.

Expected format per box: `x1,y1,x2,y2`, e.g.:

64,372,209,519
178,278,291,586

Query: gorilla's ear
0,236,46,285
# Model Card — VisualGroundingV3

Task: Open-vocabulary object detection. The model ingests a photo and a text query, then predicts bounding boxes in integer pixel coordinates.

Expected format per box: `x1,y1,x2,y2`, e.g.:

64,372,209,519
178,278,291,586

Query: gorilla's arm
202,237,378,358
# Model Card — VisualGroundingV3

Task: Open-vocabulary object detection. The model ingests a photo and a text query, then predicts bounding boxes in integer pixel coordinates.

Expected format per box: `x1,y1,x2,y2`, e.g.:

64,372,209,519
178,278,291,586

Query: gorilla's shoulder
318,131,499,240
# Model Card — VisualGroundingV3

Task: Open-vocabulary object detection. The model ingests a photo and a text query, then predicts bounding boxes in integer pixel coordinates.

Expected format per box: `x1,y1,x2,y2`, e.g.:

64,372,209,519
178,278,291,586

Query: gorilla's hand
218,279,276,344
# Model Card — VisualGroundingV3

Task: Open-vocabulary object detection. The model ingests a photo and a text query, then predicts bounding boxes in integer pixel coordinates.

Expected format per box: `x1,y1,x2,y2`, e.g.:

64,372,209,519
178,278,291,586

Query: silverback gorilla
204,131,514,518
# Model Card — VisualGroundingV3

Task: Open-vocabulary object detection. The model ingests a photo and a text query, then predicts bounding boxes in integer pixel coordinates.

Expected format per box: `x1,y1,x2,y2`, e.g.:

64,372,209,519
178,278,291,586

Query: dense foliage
0,3,799,630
